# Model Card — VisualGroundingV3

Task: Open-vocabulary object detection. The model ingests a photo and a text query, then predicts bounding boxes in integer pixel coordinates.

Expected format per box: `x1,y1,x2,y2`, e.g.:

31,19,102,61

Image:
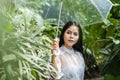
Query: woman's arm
51,39,63,79
51,53,58,69
51,38,60,69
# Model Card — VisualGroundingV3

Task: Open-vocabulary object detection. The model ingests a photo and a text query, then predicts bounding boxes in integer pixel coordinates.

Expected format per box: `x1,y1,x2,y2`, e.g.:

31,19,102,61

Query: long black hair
59,21,83,53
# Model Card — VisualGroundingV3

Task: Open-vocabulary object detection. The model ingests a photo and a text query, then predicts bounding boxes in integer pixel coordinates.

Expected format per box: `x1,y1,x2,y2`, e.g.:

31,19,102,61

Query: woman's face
63,25,79,49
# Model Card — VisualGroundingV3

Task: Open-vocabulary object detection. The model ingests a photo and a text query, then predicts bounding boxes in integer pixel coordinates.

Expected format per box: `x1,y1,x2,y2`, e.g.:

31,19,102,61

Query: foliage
104,74,120,80
82,0,120,79
0,0,55,80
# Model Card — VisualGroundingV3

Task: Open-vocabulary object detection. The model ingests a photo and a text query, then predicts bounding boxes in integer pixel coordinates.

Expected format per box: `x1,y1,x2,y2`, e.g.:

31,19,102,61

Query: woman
51,21,85,80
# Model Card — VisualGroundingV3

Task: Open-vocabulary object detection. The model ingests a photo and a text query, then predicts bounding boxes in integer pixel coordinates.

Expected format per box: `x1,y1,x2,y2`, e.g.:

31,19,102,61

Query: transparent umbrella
42,0,113,38
43,0,113,27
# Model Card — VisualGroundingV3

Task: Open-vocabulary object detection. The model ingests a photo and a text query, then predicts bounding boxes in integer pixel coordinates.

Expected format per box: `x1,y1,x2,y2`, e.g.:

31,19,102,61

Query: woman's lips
68,40,74,43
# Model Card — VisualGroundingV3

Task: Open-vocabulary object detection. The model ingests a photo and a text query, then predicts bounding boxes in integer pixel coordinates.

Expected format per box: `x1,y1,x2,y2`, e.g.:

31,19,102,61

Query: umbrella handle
55,0,63,38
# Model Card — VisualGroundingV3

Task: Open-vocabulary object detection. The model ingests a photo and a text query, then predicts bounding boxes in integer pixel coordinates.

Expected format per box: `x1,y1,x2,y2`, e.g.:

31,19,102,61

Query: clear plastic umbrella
43,0,113,27
42,0,113,38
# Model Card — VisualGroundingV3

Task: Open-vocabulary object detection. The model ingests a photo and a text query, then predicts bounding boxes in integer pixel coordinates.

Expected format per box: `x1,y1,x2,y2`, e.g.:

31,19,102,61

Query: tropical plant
82,0,120,79
0,0,55,80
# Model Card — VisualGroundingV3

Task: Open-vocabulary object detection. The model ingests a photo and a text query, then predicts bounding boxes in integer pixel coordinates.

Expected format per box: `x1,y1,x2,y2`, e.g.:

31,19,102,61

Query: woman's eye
67,31,70,34
74,33,78,36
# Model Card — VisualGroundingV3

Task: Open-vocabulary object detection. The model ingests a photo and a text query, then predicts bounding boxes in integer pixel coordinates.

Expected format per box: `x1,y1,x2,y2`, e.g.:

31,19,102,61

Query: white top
53,45,85,80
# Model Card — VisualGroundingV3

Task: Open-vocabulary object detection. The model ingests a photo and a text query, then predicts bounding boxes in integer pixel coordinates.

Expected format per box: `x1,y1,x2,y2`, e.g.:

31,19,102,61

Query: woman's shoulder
75,50,82,55
75,50,84,58
59,46,65,55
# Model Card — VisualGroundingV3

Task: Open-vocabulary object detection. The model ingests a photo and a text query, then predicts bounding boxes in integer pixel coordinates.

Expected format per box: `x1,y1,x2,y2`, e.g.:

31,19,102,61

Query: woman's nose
70,34,74,38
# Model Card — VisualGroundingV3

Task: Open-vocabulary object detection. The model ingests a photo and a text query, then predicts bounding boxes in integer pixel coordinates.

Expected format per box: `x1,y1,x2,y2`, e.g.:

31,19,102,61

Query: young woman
51,21,85,80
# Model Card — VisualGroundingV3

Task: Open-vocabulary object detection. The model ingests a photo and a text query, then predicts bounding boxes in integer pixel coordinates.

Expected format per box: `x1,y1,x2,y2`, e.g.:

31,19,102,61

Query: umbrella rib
90,0,113,23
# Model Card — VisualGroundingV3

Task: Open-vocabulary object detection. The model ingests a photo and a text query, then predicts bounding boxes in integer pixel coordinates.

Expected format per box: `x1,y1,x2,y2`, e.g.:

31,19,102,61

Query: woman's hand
51,38,59,51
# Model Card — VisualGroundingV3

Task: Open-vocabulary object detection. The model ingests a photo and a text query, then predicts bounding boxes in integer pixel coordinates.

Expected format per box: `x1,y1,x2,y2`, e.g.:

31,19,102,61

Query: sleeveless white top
54,45,85,80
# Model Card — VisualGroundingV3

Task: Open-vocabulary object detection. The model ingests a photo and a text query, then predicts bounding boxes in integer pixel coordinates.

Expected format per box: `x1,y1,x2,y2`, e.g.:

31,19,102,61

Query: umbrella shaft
56,0,63,38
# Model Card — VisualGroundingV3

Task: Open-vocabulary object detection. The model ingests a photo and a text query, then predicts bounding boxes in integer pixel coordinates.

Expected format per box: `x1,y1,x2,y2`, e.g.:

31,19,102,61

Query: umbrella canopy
43,0,113,27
